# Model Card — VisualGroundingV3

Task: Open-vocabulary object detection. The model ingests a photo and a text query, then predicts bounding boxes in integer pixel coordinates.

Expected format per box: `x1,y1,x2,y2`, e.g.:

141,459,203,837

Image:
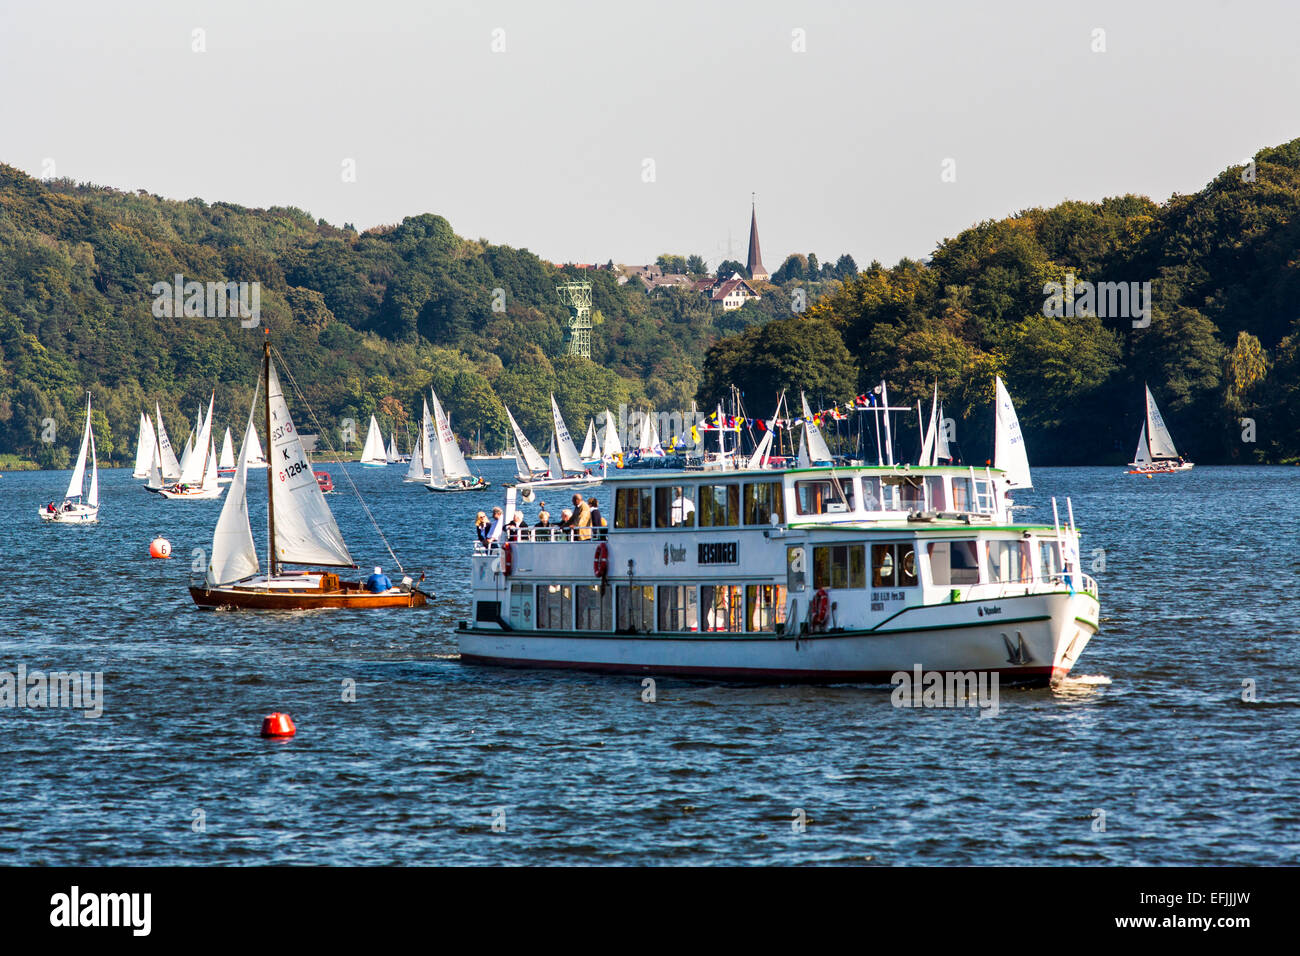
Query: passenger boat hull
459,590,1098,686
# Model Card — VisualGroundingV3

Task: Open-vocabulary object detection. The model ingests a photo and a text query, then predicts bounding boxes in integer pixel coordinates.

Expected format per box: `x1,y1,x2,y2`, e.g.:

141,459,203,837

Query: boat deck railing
475,526,608,552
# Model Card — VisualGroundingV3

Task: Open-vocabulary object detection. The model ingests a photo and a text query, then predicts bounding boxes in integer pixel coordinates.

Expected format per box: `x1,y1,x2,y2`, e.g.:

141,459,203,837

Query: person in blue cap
365,566,392,593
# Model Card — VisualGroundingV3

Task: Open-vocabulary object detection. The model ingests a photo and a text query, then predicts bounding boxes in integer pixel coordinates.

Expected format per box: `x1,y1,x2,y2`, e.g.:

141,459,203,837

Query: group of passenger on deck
475,493,606,547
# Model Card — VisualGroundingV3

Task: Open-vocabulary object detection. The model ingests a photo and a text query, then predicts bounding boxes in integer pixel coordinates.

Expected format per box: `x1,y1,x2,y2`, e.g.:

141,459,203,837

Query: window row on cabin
792,539,1066,589
515,582,788,634
613,474,998,528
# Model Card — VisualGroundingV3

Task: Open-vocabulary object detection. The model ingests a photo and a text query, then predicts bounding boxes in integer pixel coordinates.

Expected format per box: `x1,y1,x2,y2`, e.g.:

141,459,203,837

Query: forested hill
700,139,1300,465
0,164,782,467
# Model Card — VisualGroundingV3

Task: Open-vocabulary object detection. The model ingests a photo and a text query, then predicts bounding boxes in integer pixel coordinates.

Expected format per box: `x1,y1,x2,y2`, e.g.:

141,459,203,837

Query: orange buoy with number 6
261,712,296,737
149,537,171,559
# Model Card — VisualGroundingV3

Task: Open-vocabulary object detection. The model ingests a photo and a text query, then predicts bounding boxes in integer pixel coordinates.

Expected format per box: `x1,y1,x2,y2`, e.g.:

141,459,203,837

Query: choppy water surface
0,463,1296,865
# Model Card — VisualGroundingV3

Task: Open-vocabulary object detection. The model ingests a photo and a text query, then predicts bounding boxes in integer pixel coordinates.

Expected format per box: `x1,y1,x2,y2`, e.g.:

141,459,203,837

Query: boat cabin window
1038,540,1063,579
746,585,787,632
794,478,855,516
616,585,654,633
927,541,980,585
873,542,918,588
925,476,948,511
575,584,612,630
536,584,573,630
654,486,696,528
743,481,785,525
950,477,972,512
698,483,740,527
701,584,744,632
987,540,1033,583
657,585,698,632
860,476,902,512
813,544,867,589
615,487,653,529
509,583,533,628
883,476,924,511
974,479,994,514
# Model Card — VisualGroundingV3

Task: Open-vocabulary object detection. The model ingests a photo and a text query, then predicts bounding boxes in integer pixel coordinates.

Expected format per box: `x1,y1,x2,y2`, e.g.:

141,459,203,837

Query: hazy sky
2,0,1297,270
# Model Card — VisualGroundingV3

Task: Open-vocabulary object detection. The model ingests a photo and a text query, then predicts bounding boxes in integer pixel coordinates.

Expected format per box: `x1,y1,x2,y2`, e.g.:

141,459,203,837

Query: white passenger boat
460,379,1099,685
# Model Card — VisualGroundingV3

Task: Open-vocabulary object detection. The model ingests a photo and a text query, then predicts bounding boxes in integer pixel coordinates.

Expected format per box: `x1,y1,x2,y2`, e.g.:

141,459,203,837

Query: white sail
267,359,353,567
360,415,387,465
87,431,98,508
65,396,93,501
177,433,194,479
797,427,811,468
505,405,547,474
133,413,156,478
920,384,939,465
580,420,597,459
387,432,400,463
547,433,562,476
424,400,444,482
934,402,951,462
155,404,182,479
148,444,163,490
245,418,265,464
1145,386,1178,459
801,393,834,463
747,429,774,470
431,388,472,480
551,395,585,473
1133,423,1152,466
602,408,623,458
994,376,1032,490
405,405,427,480
203,435,219,491
207,396,261,586
180,393,215,486
219,427,235,469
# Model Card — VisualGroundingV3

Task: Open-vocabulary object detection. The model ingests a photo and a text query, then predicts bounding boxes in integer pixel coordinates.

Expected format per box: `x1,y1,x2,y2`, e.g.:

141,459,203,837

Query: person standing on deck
571,493,592,541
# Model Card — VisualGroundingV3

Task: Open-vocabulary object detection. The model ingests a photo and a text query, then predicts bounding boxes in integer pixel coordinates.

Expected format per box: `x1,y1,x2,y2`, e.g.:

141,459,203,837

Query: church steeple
746,193,769,281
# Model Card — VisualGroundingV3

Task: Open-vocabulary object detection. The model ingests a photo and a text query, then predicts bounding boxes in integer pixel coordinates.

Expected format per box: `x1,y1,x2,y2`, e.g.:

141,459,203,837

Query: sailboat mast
264,338,278,578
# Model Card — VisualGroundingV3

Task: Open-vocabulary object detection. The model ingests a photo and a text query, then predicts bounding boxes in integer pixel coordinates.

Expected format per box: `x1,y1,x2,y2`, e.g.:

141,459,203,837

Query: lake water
0,462,1296,865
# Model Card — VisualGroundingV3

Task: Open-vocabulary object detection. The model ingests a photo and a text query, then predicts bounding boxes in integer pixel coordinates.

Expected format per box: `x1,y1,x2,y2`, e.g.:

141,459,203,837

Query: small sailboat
513,396,603,497
217,426,236,481
386,431,404,464
189,340,429,610
359,415,388,467
600,408,623,463
579,419,601,466
1128,385,1193,474
132,412,157,479
38,394,99,524
153,404,183,482
159,393,225,500
403,401,431,482
425,388,490,492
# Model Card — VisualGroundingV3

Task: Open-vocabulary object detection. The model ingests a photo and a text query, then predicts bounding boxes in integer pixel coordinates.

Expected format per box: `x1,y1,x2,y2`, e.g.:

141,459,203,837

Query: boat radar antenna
556,280,593,359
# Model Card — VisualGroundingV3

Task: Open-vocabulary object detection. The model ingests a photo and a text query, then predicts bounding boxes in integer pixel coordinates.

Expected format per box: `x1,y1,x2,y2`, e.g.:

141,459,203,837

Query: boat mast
264,336,278,578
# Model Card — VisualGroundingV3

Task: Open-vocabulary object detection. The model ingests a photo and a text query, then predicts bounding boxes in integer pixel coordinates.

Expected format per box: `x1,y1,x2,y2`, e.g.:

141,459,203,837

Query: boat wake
1060,674,1112,687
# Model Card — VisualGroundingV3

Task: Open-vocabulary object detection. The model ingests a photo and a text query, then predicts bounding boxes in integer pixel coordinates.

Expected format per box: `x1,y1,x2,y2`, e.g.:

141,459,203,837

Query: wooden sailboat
38,394,99,523
425,388,490,492
190,340,429,610
1128,385,1193,474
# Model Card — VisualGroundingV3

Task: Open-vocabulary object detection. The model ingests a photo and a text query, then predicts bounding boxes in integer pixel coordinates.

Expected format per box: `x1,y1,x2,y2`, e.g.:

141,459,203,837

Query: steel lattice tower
556,280,593,358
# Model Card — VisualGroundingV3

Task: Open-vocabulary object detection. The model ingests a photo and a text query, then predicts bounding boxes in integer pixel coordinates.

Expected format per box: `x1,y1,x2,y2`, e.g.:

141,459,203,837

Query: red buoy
149,537,171,559
261,712,296,737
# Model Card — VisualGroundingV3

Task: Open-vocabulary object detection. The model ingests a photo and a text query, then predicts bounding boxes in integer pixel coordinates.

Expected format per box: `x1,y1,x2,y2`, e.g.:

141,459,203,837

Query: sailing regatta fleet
48,352,1225,682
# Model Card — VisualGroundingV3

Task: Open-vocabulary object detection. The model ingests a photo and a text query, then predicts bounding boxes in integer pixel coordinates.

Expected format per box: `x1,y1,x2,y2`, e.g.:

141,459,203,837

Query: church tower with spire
746,194,769,281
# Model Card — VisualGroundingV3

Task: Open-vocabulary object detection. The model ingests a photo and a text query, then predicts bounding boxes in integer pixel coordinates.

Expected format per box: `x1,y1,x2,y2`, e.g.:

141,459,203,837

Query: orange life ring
501,541,514,575
594,541,609,578
811,588,830,626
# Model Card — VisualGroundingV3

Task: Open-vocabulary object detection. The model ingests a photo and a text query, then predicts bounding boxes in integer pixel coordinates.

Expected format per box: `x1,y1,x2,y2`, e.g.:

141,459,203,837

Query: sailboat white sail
147,445,163,491
178,393,215,487
207,395,261,587
1133,423,1152,467
39,394,99,523
797,428,811,468
360,415,387,466
219,428,235,470
133,413,156,478
155,404,182,480
934,402,951,462
87,432,98,510
268,359,354,567
580,420,597,460
747,429,774,470
919,384,939,465
431,388,472,481
404,400,429,482
551,395,585,474
993,376,1032,490
601,408,623,459
245,416,266,467
547,433,562,477
65,397,92,502
505,405,547,478
1144,386,1178,459
177,432,194,479
801,393,834,463
636,409,663,456
387,432,400,464
204,435,219,491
